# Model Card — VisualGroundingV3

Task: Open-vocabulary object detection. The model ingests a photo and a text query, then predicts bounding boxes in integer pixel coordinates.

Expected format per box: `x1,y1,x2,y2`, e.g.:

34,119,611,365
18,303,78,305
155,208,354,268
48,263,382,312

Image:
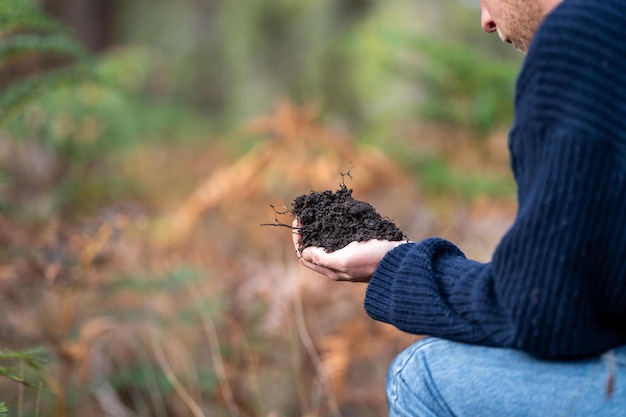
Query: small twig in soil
339,162,355,186
260,204,297,229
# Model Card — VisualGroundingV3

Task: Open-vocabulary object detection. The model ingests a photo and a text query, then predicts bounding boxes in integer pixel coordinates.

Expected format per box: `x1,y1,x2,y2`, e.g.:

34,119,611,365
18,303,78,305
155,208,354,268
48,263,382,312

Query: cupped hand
292,219,406,282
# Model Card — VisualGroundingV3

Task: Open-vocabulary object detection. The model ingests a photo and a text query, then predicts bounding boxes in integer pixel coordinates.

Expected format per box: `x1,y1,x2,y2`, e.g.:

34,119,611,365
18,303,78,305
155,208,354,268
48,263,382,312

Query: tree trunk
41,0,117,52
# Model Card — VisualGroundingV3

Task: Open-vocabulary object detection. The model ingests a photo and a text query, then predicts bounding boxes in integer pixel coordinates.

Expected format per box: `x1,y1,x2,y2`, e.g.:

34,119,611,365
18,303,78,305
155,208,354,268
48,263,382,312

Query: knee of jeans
387,338,435,394
386,347,411,404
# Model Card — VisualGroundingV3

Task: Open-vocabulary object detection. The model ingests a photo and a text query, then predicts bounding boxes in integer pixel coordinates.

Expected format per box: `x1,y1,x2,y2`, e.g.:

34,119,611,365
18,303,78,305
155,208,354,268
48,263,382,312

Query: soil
289,183,406,253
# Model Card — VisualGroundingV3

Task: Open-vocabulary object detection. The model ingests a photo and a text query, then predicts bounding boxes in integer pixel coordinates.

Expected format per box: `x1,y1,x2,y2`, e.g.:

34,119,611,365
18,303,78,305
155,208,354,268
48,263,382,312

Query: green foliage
0,0,67,35
0,346,47,388
381,133,515,201
8,65,139,158
409,36,518,134
0,33,88,66
117,0,380,127
105,266,228,325
98,266,226,412
361,25,519,135
114,0,520,135
0,402,7,417
0,0,92,125
0,65,94,127
109,363,218,397
107,266,204,295
0,0,95,206
109,362,175,396
0,1,214,215
412,155,514,201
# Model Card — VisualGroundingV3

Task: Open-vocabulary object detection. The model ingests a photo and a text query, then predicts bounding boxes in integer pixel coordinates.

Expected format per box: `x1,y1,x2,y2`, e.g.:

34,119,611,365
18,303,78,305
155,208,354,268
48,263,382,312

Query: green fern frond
0,402,8,417
0,365,26,383
0,347,47,390
0,347,47,371
0,0,67,37
0,65,96,126
0,365,41,389
0,33,89,67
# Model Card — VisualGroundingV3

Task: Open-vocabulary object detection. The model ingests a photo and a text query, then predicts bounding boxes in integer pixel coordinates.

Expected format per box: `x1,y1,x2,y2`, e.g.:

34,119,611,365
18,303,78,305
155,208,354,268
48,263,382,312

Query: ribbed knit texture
365,0,626,359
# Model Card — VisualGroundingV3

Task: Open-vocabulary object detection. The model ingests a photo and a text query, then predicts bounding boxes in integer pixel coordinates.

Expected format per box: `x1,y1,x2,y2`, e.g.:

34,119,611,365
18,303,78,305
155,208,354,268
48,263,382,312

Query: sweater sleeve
365,0,626,359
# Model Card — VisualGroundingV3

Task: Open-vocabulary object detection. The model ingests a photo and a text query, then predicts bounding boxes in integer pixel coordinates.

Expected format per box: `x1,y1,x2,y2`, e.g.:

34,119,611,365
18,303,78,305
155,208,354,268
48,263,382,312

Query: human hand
292,219,405,282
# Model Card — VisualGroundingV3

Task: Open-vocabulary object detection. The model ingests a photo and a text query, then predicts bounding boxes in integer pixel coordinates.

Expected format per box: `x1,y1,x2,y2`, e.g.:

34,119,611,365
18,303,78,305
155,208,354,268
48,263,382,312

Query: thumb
301,246,327,265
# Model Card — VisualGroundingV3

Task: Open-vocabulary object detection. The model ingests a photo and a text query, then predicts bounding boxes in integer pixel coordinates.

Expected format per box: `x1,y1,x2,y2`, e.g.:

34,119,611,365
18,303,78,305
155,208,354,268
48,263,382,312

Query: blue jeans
387,338,626,416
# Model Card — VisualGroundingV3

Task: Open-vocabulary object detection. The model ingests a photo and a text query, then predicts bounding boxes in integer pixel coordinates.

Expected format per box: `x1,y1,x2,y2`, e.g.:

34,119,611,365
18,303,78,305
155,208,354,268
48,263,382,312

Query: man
293,0,626,415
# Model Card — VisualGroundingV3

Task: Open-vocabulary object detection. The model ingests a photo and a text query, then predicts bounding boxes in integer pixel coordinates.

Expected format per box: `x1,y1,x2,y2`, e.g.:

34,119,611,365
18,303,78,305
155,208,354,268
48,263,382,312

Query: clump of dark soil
266,183,406,253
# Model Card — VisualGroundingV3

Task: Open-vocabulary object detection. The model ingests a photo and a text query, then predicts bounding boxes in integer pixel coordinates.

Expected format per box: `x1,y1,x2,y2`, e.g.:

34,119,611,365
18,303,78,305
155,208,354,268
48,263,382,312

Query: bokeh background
1,1,522,416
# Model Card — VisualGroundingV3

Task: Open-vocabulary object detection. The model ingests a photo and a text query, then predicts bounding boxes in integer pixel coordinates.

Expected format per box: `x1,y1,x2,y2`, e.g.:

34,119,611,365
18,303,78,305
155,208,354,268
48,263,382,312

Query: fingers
291,217,346,280
297,240,408,283
299,247,354,281
291,220,383,282
299,256,350,281
300,246,321,264
292,218,301,255
301,246,339,269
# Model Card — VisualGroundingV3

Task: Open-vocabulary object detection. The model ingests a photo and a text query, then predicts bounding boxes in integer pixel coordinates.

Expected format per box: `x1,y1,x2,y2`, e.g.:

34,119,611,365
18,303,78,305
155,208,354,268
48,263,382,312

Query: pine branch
0,366,40,389
0,347,47,371
0,347,47,390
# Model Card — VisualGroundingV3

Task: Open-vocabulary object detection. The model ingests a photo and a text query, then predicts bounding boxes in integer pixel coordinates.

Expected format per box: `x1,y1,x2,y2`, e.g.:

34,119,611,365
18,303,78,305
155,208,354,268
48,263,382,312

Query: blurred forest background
0,0,522,416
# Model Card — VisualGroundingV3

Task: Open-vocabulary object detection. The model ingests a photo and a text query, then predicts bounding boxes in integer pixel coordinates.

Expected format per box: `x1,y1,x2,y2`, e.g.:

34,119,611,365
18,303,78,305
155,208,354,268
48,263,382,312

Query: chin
512,39,531,53
501,35,528,53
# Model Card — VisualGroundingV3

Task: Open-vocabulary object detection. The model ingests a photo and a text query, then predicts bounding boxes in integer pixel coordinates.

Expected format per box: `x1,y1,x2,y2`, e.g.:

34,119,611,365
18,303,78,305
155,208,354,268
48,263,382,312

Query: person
292,0,626,415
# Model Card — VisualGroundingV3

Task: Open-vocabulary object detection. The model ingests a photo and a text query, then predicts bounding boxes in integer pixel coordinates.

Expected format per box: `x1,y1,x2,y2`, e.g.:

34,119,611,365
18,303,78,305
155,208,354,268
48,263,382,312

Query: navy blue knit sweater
365,0,626,359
